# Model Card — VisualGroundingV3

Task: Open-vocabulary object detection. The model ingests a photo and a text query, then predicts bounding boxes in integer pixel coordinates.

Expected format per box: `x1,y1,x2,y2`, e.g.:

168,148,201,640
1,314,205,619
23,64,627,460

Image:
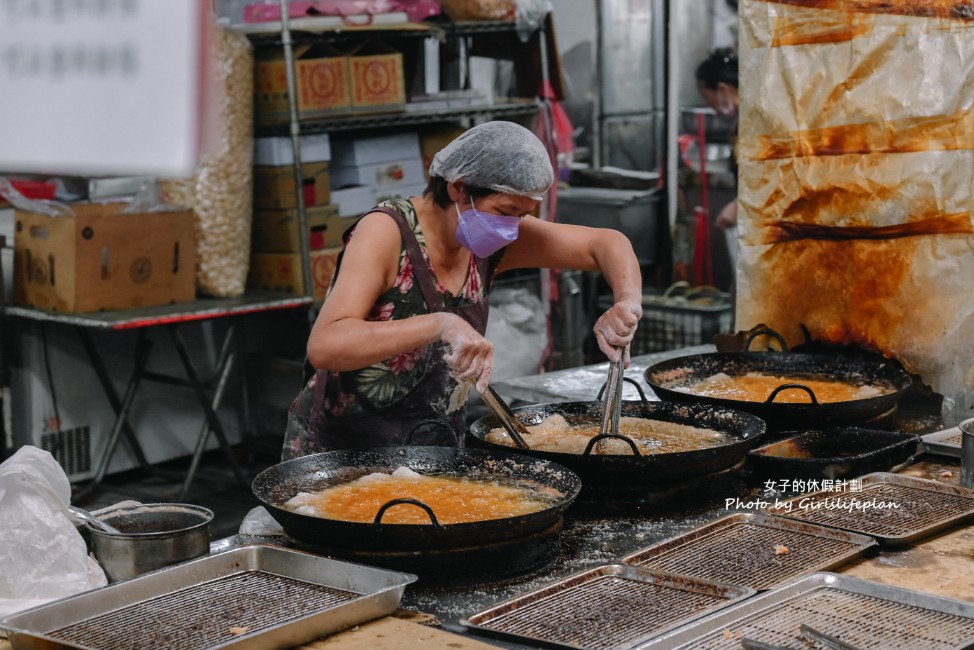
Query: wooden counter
296,614,500,650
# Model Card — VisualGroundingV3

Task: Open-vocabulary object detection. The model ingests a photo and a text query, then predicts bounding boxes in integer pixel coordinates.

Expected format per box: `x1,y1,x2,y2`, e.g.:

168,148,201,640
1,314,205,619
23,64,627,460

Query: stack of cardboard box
248,134,344,300
249,34,468,301
330,132,426,217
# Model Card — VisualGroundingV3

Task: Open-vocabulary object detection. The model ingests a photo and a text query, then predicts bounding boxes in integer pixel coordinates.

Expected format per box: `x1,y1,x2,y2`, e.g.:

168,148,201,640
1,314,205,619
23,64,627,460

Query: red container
1,179,57,206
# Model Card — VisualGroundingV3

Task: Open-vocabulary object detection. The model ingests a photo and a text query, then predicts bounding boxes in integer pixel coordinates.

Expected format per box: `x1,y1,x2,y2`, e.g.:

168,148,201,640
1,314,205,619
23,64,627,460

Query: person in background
695,47,740,238
281,121,643,459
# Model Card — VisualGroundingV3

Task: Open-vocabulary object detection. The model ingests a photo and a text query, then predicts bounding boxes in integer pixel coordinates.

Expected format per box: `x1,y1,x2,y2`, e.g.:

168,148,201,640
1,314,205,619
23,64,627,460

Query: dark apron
305,205,491,451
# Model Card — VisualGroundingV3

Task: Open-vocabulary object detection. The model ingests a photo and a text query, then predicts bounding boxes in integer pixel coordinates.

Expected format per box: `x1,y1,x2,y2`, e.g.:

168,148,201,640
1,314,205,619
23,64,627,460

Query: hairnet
429,121,554,201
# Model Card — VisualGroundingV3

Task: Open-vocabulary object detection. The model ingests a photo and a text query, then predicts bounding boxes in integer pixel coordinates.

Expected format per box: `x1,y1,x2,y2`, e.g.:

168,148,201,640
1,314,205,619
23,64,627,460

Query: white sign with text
0,0,210,176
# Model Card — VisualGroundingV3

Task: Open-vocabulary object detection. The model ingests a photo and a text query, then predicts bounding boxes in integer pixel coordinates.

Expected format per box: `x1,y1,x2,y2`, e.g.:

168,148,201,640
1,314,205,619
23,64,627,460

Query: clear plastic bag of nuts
160,27,253,298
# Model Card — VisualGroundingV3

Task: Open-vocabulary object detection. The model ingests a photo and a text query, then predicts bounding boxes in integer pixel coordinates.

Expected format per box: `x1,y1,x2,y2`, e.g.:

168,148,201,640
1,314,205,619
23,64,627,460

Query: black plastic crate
603,282,733,354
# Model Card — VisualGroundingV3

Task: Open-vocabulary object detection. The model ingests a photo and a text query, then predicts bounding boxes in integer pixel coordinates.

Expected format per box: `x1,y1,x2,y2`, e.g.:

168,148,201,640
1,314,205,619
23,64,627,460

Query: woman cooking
282,121,643,459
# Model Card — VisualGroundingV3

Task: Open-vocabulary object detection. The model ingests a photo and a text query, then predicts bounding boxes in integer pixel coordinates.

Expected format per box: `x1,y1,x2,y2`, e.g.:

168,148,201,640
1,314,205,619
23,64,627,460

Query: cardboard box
347,41,405,113
373,182,426,204
252,204,346,253
13,203,197,312
329,157,425,190
254,44,350,124
247,247,341,301
254,134,331,166
331,132,421,167
254,160,331,209
420,126,467,180
330,185,375,218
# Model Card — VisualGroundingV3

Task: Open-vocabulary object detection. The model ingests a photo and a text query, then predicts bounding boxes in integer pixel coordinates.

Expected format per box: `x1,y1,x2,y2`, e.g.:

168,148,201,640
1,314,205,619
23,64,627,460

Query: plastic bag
238,506,284,536
168,27,254,298
485,285,547,380
0,447,107,619
120,180,188,214
158,27,253,298
515,0,551,41
0,177,73,218
243,0,406,22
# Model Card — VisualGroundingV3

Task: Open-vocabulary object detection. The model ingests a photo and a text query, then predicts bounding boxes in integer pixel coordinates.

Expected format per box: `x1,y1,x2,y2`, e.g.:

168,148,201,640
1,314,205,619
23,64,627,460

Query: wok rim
642,351,913,424
466,400,768,484
251,446,582,548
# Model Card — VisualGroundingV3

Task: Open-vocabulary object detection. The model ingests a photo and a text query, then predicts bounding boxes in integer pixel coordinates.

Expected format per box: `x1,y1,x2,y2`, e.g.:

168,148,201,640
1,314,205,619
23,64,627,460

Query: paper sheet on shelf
736,1,974,426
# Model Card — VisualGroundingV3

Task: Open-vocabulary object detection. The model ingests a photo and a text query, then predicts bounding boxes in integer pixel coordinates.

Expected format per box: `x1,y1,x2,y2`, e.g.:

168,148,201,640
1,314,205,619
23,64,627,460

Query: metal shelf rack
255,101,539,136
245,4,547,303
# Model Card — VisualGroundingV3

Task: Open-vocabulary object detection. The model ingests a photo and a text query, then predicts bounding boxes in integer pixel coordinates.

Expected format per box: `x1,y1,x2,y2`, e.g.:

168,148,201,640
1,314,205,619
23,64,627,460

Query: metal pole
665,0,680,230
538,18,556,370
592,0,603,168
278,0,314,304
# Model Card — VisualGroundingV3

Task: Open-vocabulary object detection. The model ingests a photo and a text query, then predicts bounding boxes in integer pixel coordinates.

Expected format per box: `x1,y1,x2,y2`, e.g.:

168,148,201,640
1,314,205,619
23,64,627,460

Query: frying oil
284,471,558,524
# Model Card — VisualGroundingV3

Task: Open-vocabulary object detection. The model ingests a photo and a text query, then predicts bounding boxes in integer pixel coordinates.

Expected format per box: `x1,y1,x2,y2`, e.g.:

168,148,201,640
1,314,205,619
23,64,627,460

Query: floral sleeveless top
283,197,498,458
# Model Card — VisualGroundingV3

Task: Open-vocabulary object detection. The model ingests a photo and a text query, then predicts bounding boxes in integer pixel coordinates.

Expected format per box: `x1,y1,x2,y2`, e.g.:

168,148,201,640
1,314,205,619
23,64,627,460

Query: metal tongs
595,345,627,453
480,385,531,449
67,505,122,534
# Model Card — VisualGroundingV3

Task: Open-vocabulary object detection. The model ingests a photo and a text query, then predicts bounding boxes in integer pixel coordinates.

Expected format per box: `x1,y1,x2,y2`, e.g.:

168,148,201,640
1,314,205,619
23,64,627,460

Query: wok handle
624,377,649,403
583,434,643,457
374,498,442,527
766,383,820,405
742,327,789,352
596,377,649,403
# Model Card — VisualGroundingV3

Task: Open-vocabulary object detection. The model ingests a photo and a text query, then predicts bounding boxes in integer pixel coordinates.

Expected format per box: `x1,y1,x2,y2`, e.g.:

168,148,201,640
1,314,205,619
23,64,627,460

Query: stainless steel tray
923,426,964,458
636,572,974,650
0,544,417,650
620,512,877,590
765,472,974,546
461,564,755,650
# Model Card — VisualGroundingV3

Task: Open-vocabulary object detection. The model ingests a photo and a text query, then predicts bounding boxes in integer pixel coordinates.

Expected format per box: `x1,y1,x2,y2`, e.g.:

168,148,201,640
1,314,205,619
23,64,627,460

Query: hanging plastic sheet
736,0,974,425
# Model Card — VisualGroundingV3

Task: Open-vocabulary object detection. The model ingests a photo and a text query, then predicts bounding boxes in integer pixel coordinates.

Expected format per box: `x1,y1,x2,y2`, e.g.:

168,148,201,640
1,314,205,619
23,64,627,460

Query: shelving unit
245,19,527,44
244,6,556,302
256,101,538,136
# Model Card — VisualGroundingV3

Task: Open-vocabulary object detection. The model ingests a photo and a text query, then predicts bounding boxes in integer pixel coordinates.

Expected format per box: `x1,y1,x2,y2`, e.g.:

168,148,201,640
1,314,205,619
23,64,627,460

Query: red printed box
347,41,405,113
254,160,331,210
254,44,351,124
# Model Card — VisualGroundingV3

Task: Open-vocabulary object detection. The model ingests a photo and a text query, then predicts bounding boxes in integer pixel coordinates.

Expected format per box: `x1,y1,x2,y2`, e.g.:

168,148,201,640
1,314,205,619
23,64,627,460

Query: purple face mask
454,199,521,258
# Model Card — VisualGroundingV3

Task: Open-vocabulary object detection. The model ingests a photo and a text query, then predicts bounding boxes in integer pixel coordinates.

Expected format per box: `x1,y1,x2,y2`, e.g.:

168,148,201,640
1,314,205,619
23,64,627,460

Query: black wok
252,446,581,551
468,400,767,485
747,427,923,481
644,350,913,430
